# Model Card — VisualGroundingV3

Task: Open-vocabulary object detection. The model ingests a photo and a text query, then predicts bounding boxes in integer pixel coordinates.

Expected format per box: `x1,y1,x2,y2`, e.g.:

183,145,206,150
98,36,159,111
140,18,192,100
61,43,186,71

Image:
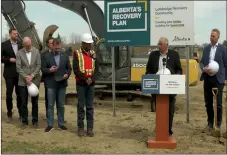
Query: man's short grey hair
23,36,31,43
159,37,169,45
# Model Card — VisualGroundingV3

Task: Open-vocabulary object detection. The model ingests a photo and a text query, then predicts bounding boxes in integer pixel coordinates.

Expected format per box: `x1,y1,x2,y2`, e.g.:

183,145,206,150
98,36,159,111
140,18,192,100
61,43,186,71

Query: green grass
2,140,94,154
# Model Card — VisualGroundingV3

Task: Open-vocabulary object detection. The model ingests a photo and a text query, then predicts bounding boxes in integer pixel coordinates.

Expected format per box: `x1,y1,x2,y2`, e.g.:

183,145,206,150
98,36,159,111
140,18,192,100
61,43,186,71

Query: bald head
23,37,32,50
158,37,169,54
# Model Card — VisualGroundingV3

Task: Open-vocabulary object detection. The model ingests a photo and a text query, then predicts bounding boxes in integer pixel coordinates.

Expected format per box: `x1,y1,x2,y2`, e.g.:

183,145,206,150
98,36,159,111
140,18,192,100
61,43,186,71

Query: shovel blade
211,129,221,137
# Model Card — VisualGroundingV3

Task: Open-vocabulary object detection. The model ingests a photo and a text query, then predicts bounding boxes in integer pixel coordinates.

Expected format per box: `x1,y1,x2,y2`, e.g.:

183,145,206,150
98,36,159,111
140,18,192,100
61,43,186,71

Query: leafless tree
69,32,81,44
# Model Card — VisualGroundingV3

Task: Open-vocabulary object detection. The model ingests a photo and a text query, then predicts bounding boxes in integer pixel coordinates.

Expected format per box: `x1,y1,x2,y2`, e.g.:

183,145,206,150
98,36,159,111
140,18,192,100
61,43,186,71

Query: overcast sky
1,1,226,45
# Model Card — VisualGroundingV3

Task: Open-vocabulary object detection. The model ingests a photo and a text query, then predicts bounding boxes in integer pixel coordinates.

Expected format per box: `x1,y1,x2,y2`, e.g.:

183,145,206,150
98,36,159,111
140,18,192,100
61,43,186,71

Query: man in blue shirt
41,38,72,132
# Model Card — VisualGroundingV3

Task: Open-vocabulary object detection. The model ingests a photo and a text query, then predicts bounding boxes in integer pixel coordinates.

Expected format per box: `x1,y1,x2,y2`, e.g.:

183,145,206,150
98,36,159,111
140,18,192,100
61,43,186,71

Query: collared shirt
158,51,168,70
81,47,92,56
11,40,18,55
25,49,32,65
209,42,218,62
54,52,60,67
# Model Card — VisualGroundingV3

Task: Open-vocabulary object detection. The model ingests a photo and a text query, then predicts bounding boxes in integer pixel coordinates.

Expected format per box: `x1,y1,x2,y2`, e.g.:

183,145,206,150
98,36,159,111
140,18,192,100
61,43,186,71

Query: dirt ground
1,74,227,154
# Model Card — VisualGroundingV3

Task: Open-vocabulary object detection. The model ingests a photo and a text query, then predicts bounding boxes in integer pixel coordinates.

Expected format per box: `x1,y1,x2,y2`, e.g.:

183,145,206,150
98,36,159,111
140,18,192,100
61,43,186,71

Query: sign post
112,46,116,117
142,74,185,149
186,45,190,123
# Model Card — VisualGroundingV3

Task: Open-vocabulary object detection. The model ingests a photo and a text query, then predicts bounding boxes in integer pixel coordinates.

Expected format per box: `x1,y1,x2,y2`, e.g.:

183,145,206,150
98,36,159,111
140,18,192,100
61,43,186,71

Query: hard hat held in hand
81,33,93,44
27,83,39,97
208,60,219,76
156,68,171,75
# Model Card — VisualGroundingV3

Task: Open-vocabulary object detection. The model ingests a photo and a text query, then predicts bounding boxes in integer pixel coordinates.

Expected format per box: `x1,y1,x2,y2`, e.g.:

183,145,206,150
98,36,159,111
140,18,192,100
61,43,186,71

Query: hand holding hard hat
27,83,39,97
206,60,219,76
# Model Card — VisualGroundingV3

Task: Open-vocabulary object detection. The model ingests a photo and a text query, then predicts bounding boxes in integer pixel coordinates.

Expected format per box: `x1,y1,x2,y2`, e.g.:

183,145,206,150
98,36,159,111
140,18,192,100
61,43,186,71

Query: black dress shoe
59,125,67,130
45,126,53,132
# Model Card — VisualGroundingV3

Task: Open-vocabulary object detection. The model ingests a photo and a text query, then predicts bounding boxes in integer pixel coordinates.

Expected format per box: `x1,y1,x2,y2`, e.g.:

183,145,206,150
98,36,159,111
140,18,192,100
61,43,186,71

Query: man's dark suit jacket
1,39,23,78
40,49,49,83
41,51,72,89
200,43,227,84
146,49,183,75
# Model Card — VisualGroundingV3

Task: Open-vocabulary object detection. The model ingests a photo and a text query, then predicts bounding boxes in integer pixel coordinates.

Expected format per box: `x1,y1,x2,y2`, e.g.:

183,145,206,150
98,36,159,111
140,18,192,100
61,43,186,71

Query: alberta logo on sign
107,1,148,32
143,79,158,89
141,74,160,94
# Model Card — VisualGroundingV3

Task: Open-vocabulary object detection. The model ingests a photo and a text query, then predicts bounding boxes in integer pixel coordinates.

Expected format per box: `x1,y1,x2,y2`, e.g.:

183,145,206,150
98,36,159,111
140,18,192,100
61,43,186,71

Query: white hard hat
81,33,93,43
156,68,171,75
27,83,39,97
207,60,219,76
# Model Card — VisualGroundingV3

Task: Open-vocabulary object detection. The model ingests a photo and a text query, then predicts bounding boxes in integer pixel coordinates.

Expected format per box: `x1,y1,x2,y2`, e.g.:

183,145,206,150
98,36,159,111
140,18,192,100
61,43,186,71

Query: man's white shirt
209,42,218,62
25,50,32,65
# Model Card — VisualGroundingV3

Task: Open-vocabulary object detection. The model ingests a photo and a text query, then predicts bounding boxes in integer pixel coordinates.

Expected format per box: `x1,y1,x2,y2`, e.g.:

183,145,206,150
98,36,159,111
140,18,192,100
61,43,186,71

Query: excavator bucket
43,24,59,48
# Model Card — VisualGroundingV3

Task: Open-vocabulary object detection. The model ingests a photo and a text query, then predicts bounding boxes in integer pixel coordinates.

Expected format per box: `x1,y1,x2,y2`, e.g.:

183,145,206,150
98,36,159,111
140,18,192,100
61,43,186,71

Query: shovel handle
212,88,218,130
212,88,218,97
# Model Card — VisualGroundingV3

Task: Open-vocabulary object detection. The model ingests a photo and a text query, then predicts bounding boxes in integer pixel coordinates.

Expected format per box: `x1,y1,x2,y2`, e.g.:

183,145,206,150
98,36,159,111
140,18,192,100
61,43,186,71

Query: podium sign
141,74,185,149
142,74,185,94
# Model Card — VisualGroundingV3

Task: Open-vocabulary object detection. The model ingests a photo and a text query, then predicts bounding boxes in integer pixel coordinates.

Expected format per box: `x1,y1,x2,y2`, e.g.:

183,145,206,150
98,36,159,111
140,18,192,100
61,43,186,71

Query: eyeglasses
157,43,165,46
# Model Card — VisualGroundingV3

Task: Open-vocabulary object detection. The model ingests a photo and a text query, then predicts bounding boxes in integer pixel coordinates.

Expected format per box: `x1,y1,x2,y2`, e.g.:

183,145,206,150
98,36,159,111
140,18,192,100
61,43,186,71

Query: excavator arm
1,0,43,50
46,0,104,40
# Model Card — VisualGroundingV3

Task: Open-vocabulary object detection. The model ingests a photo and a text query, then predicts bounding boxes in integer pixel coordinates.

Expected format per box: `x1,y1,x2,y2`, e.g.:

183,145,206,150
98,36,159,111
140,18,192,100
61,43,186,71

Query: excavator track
65,86,155,111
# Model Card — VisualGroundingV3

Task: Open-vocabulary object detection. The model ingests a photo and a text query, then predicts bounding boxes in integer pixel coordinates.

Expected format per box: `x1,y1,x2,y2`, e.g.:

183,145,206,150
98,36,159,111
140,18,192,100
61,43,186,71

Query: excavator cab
94,38,133,89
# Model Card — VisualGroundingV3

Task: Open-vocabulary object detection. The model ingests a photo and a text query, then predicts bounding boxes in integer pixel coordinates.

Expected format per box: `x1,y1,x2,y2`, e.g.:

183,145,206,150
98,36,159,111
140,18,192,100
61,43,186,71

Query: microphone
162,58,176,74
162,58,167,74
162,58,167,67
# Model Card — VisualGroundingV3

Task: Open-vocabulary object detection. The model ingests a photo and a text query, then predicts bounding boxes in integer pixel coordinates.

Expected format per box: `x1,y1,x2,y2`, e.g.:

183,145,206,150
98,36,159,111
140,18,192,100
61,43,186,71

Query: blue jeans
47,86,66,127
76,85,94,129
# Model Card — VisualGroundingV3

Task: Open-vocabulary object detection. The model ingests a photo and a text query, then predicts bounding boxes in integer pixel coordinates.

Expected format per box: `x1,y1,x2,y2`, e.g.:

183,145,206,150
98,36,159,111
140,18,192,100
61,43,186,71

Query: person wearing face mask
146,37,182,136
16,37,41,128
73,33,99,137
1,28,23,122
41,38,72,132
200,29,227,132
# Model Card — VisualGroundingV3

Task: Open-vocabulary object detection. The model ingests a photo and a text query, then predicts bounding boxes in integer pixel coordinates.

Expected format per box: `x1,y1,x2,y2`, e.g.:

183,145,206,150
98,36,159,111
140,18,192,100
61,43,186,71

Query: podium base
147,137,176,149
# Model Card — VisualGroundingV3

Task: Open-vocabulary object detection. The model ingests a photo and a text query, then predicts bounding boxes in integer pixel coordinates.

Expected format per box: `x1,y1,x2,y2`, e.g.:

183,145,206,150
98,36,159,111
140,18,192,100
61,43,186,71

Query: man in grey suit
41,38,72,132
200,29,227,131
16,37,41,127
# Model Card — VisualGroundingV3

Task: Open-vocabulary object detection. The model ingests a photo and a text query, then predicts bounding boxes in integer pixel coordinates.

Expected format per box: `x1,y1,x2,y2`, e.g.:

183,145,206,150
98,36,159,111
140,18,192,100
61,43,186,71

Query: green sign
104,0,150,46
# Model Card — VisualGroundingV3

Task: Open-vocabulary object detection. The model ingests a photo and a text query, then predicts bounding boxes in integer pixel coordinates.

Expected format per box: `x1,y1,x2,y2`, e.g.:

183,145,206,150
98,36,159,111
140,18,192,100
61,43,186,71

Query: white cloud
1,15,9,35
95,1,104,12
194,1,226,19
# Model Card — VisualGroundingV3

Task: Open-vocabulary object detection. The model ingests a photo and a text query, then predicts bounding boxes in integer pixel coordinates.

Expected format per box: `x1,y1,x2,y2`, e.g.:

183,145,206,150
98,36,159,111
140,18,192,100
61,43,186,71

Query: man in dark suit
146,37,182,136
41,38,72,132
200,29,227,131
41,37,54,120
1,28,23,121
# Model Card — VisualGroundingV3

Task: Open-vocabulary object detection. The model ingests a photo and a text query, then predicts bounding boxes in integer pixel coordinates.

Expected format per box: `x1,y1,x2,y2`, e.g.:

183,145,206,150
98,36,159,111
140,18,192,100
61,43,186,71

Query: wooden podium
141,74,185,149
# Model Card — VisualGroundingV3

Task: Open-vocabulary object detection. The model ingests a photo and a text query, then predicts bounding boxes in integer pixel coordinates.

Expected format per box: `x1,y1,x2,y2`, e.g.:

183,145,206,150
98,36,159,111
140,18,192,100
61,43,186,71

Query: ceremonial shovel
211,88,221,137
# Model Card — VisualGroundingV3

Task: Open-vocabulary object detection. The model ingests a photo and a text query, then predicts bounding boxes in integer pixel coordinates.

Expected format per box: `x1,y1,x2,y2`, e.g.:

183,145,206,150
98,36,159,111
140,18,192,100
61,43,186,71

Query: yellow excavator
2,0,199,102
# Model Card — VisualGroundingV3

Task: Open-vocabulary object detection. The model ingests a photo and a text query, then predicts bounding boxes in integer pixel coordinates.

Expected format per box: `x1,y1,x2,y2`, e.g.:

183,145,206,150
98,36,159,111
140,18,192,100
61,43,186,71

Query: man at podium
146,37,182,136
